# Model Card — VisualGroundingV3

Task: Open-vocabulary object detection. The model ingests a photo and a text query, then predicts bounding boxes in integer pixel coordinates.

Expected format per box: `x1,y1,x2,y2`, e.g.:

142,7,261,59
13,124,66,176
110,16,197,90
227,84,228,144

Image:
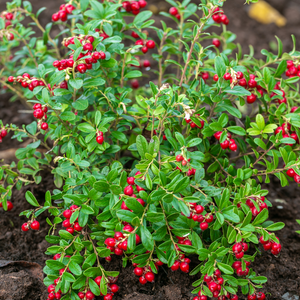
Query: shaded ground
0,0,300,299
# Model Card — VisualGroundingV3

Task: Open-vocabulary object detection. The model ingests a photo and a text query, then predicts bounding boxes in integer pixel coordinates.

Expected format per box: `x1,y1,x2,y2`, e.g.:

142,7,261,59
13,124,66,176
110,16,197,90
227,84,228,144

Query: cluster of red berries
121,172,145,199
62,205,83,234
221,72,263,104
170,253,191,273
175,155,196,176
212,7,229,25
133,266,156,284
259,235,281,256
8,73,45,91
104,226,141,258
275,121,299,147
200,269,232,299
52,4,75,22
185,117,204,130
169,7,180,20
122,0,147,15
214,131,238,151
52,36,106,74
96,131,104,145
21,220,40,231
286,168,300,184
78,276,119,300
247,292,266,300
242,196,268,219
285,60,300,78
232,241,249,259
1,11,14,28
47,280,62,300
32,103,49,131
176,235,192,246
134,39,156,54
232,260,251,277
0,127,7,143
130,52,151,69
270,82,287,105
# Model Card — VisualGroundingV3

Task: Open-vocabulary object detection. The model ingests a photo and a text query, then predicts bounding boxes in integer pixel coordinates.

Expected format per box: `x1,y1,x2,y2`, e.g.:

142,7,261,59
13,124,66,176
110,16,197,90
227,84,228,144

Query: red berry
21,223,29,232
63,209,72,219
52,13,59,22
139,276,147,285
208,282,218,292
77,64,87,74
139,0,147,8
131,79,139,89
131,31,139,38
169,7,178,16
134,267,144,276
86,291,95,300
200,222,208,230
123,224,134,232
124,185,134,196
141,46,148,53
232,243,243,253
223,73,231,80
67,227,74,234
235,252,244,259
212,38,221,48
220,140,229,149
176,155,184,162
171,260,180,271
195,205,204,214
294,174,300,183
104,294,113,300
236,71,244,79
0,129,7,138
180,262,189,273
232,261,242,269
94,276,102,286
83,43,93,51
30,220,40,230
96,135,104,144
78,292,85,299
8,76,14,82
203,274,212,283
229,143,237,151
213,74,219,81
62,219,71,228
248,79,257,88
105,238,116,247
146,40,155,49
247,94,257,104
143,60,150,68
247,294,257,300
74,222,82,231
145,271,155,282
41,123,48,130
257,292,266,300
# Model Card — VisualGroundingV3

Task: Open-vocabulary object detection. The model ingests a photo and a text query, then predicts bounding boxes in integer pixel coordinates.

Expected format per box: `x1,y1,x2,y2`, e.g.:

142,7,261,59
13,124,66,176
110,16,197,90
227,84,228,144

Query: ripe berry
220,140,229,149
247,94,257,104
212,38,221,48
21,223,29,232
123,224,134,232
134,267,144,276
30,220,40,230
235,252,244,259
86,291,95,300
0,129,7,138
294,174,300,183
141,46,148,53
96,135,104,144
169,7,178,16
247,294,257,300
105,238,116,247
8,76,14,82
180,262,189,273
146,40,155,49
223,73,231,80
200,222,208,230
145,271,155,282
131,79,139,89
213,74,219,81
74,222,83,231
104,294,113,300
67,227,74,234
143,60,150,68
232,261,242,269
176,155,184,162
124,185,134,196
63,209,72,219
63,219,71,228
203,274,212,283
257,292,266,300
232,243,243,253
41,123,48,130
229,143,237,151
195,205,204,214
139,276,147,285
208,282,218,292
78,292,85,299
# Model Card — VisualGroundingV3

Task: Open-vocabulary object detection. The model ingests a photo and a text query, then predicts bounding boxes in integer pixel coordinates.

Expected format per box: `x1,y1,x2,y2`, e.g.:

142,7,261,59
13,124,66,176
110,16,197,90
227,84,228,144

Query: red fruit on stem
169,7,178,16
30,220,40,230
212,38,221,48
21,223,29,232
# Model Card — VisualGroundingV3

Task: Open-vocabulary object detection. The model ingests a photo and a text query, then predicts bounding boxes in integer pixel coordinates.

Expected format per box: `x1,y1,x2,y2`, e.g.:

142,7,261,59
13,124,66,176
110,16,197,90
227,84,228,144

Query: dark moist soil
1,0,300,299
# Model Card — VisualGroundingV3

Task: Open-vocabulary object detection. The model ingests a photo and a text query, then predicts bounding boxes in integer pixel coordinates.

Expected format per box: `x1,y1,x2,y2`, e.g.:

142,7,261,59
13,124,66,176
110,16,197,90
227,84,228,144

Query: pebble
282,292,299,300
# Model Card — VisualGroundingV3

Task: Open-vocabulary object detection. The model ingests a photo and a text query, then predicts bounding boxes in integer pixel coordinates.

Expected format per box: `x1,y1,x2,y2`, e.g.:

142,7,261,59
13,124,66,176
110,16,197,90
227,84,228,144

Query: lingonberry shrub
0,0,299,299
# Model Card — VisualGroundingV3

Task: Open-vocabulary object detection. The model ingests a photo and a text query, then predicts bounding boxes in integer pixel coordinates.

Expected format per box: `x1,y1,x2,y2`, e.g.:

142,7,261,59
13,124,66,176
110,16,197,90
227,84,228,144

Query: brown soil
1,0,300,299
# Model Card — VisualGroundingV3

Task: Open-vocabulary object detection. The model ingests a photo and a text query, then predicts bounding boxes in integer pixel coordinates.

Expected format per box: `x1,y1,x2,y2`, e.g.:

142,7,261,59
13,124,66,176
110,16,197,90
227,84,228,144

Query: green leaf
252,209,268,226
69,261,82,276
84,77,105,88
72,99,89,110
266,222,285,231
215,56,226,77
116,210,137,223
187,138,202,147
136,135,148,159
69,79,83,89
224,85,251,96
217,262,234,274
94,180,109,192
227,126,246,136
111,131,128,143
140,226,154,251
133,10,153,26
125,70,143,79
25,191,39,207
